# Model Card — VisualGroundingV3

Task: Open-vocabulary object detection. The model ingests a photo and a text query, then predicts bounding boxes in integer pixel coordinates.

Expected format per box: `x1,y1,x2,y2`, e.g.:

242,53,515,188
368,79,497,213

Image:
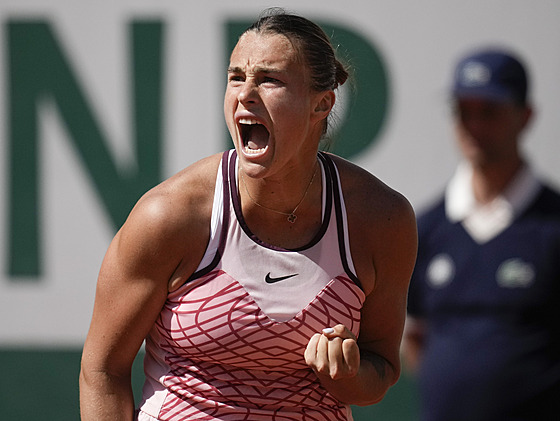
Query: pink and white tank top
138,150,365,421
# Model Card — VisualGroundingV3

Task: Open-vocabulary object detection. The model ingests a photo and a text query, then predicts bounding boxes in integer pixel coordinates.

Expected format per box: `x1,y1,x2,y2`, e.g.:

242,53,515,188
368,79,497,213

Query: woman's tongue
246,124,269,151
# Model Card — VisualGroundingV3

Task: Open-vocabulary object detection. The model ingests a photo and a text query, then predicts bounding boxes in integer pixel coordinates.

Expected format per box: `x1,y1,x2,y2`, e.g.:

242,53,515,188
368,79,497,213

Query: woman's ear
313,90,335,119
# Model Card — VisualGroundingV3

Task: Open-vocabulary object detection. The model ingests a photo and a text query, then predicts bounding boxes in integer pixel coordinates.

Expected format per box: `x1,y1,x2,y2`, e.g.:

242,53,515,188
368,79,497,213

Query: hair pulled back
245,8,349,92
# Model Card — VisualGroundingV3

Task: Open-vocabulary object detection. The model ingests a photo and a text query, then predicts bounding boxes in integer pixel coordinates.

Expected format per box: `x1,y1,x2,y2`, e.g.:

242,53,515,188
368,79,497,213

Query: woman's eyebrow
227,66,284,74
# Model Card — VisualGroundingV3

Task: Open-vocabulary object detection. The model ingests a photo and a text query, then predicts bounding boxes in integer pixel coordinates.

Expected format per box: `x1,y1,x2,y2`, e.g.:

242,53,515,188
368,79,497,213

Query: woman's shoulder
146,152,221,201
326,153,417,296
123,153,223,238
327,153,414,222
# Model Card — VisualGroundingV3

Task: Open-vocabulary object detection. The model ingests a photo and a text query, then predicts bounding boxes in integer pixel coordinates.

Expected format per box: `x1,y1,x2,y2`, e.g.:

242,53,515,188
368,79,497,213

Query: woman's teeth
239,118,258,125
244,145,266,154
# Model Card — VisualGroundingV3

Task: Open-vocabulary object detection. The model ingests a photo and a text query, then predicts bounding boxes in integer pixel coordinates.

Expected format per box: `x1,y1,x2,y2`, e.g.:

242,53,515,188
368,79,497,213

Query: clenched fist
304,324,360,380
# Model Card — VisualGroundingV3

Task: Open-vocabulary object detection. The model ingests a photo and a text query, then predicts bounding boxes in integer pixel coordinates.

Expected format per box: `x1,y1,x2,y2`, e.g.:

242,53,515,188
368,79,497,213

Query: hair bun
335,60,349,88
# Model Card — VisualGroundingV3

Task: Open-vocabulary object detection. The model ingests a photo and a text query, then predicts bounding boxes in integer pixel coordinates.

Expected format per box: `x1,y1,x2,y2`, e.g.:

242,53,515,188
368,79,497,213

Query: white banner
1,0,559,346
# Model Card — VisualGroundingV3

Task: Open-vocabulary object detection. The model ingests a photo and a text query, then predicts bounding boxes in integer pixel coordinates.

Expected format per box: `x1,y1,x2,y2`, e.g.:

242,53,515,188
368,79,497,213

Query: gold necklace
240,161,319,223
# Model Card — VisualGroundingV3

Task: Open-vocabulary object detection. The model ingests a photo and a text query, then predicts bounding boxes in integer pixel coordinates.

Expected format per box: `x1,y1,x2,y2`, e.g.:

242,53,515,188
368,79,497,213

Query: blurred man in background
403,48,560,421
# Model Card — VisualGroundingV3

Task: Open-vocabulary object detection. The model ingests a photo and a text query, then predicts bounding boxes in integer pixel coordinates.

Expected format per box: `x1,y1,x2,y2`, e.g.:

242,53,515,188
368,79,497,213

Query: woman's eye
263,76,283,85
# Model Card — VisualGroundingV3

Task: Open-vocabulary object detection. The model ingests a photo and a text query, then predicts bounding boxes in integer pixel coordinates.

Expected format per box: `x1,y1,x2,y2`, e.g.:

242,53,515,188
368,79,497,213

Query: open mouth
239,118,270,154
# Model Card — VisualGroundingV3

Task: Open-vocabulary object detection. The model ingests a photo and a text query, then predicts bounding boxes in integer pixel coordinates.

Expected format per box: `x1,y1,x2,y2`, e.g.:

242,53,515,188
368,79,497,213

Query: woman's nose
238,80,259,105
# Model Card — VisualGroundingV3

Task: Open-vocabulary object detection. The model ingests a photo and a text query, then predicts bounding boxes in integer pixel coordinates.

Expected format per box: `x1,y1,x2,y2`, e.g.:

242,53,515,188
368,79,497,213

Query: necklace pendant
287,213,297,223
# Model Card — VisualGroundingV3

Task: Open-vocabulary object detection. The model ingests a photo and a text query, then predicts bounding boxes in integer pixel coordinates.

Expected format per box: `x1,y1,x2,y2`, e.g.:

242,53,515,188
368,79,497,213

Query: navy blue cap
452,49,529,105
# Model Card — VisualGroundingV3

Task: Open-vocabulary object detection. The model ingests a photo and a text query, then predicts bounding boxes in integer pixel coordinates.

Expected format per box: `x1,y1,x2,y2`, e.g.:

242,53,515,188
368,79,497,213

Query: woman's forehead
230,32,300,68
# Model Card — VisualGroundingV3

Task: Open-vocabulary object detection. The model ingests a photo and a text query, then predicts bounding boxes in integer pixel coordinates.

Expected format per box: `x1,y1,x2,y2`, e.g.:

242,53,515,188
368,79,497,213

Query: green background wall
0,349,419,420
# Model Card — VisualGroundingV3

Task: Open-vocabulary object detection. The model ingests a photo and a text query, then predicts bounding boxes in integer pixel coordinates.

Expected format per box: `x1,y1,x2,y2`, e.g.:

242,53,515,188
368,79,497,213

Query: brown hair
245,8,349,92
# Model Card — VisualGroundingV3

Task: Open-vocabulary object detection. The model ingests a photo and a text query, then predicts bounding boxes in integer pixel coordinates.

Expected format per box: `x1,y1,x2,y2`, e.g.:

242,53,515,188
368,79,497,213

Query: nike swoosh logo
265,272,298,284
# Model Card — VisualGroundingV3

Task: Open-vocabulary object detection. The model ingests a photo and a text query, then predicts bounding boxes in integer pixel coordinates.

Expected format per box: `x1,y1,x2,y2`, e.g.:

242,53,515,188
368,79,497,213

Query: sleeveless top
138,150,365,421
